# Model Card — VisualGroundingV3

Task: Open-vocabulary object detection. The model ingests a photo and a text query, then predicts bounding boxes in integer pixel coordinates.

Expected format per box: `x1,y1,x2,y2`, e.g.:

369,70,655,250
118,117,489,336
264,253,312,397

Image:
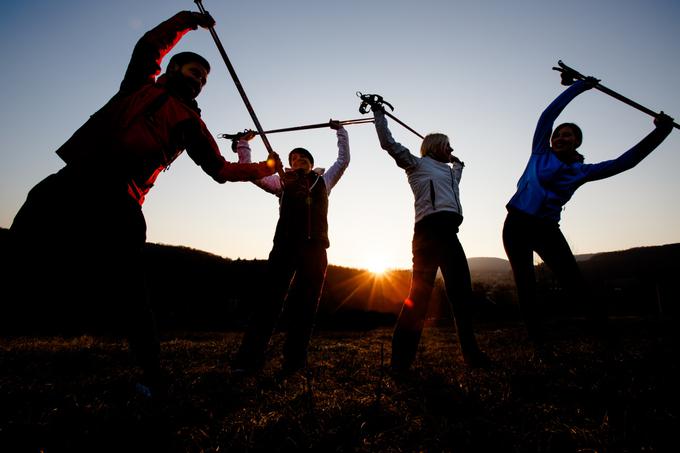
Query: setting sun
365,257,391,275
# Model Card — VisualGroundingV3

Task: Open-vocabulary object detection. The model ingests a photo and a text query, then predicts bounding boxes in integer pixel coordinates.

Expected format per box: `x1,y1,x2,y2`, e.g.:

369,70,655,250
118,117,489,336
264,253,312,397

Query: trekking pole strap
356,92,424,139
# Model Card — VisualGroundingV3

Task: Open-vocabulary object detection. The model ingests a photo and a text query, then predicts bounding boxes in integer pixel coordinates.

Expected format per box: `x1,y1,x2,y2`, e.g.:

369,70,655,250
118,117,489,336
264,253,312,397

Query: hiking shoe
135,382,154,399
133,375,169,405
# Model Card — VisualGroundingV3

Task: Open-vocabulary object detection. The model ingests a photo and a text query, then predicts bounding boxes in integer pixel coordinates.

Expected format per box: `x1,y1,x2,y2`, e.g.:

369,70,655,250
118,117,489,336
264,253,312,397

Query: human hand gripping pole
356,92,425,139
554,60,679,130
193,0,284,176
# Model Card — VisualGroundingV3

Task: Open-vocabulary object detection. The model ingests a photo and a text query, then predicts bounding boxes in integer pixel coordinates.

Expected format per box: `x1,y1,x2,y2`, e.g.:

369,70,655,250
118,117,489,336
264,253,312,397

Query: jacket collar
156,74,202,115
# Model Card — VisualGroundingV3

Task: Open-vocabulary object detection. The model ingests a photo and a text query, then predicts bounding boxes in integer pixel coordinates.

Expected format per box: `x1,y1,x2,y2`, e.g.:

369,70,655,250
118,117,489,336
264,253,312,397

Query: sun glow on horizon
364,257,391,276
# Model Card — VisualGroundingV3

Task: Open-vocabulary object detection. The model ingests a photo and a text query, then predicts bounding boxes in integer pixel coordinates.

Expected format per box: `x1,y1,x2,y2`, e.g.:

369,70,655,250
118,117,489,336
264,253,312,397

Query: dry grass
1,318,677,452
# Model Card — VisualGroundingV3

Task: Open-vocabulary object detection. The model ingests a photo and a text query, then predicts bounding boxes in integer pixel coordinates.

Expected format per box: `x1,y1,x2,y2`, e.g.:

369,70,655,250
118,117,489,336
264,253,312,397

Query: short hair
420,133,450,158
552,123,583,149
168,51,211,73
289,147,314,166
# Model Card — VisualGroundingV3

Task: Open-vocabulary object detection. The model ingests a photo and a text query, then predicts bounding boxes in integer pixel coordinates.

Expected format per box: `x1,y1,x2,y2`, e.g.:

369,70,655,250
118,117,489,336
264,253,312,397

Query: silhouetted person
370,105,489,372
8,11,280,397
231,121,349,374
503,78,674,347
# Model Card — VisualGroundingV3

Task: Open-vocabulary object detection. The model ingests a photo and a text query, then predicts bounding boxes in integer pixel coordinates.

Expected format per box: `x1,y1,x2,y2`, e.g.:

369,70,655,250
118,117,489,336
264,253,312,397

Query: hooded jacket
55,11,272,204
507,80,673,223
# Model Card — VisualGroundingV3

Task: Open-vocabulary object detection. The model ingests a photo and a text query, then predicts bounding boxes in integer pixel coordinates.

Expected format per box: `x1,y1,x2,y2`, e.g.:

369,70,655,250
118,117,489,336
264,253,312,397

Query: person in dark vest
503,77,674,349
369,102,489,372
8,11,280,397
232,120,350,374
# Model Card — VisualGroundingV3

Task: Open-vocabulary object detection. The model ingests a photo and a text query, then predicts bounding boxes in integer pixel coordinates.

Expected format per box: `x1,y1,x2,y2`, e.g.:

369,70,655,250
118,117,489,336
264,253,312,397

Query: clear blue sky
1,0,679,270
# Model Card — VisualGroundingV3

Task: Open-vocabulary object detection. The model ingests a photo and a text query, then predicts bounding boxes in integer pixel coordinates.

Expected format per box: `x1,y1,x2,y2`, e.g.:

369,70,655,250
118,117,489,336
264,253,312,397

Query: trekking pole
218,118,374,140
554,60,679,130
383,110,424,139
193,0,284,176
357,92,424,139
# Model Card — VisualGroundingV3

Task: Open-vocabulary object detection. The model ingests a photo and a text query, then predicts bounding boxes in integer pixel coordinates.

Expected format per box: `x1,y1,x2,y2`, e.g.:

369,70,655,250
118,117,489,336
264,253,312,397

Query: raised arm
236,137,283,196
322,123,350,194
373,109,419,170
580,113,674,182
120,11,214,93
532,79,592,154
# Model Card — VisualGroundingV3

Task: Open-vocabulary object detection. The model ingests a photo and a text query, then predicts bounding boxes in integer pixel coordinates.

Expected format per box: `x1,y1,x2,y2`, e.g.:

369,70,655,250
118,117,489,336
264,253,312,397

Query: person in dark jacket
503,78,674,346
231,121,349,374
8,11,280,396
370,105,489,372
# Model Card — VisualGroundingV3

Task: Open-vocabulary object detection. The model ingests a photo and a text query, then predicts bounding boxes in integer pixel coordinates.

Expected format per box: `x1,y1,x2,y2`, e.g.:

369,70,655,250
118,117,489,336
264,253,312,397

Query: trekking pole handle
356,92,424,138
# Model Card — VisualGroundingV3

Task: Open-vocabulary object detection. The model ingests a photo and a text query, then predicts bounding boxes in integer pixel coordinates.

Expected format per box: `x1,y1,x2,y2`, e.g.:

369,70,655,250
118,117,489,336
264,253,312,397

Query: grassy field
1,317,677,452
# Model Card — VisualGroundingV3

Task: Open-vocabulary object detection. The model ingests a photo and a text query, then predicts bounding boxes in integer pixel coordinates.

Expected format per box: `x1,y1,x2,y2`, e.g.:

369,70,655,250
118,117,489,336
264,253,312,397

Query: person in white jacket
372,106,488,371
232,120,349,374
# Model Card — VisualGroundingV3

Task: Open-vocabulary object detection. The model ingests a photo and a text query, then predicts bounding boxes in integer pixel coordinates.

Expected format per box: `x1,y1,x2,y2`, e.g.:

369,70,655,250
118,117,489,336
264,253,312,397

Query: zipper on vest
429,180,436,209
306,177,312,239
307,175,320,240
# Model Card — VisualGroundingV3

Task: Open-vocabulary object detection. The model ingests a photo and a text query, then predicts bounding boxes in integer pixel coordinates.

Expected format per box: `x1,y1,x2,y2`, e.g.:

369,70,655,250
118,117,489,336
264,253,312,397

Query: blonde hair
419,133,450,157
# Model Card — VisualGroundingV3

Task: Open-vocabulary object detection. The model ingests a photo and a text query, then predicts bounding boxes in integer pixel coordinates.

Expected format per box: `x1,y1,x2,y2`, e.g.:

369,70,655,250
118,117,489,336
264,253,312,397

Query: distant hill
468,257,511,273
580,243,680,277
1,226,679,331
535,243,680,318
574,253,595,262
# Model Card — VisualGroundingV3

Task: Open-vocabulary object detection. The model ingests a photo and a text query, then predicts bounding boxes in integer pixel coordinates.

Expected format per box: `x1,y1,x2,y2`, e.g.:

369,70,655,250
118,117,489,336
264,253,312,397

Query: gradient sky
1,0,679,271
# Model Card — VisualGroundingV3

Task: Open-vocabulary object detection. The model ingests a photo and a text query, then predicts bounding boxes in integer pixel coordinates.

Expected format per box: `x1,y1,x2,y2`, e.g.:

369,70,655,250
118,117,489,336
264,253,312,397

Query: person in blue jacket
503,77,674,345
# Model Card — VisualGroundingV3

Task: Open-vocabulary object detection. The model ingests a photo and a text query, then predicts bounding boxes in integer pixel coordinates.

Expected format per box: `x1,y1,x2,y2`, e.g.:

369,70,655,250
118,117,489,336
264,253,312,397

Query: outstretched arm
580,113,675,182
532,79,593,154
322,122,350,194
374,109,418,169
120,11,215,92
178,119,276,183
236,137,283,195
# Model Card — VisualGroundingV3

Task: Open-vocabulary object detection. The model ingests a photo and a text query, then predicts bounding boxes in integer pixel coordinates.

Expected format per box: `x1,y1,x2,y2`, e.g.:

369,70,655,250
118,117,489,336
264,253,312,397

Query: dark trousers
502,209,598,342
7,166,160,377
391,212,480,370
236,242,328,369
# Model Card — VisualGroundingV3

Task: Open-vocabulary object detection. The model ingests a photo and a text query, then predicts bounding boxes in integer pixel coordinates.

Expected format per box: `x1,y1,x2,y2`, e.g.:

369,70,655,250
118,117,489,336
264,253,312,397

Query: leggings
236,242,327,369
391,212,480,369
502,209,596,341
